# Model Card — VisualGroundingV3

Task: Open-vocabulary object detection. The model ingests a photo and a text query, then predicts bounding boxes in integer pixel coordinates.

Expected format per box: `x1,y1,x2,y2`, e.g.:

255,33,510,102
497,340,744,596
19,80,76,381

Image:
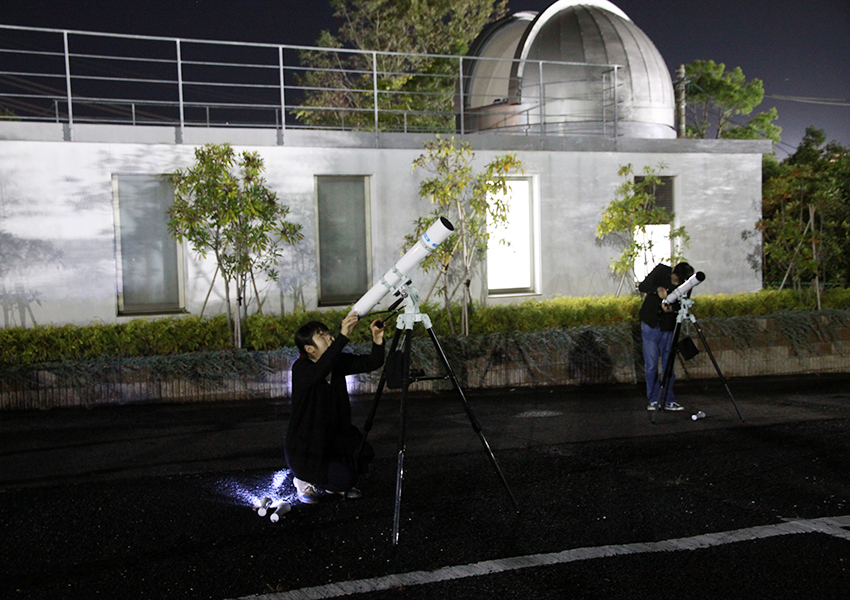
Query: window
633,175,675,282
315,176,371,305
635,175,673,213
487,178,536,295
112,174,185,315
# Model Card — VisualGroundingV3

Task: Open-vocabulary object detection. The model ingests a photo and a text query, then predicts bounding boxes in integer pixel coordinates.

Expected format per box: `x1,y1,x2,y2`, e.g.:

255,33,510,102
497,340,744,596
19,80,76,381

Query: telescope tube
350,217,454,317
663,271,706,305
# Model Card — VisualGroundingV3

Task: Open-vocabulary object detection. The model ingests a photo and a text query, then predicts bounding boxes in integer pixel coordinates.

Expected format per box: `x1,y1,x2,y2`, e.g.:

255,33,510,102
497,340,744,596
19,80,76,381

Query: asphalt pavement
2,373,850,599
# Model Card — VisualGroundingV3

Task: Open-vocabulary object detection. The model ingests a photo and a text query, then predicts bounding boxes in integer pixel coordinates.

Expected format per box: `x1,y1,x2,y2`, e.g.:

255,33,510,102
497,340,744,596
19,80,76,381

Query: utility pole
675,64,687,138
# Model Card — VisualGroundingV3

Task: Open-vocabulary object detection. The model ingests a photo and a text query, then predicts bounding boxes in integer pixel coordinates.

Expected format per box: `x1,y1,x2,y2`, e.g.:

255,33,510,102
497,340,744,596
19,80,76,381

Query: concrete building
0,1,769,328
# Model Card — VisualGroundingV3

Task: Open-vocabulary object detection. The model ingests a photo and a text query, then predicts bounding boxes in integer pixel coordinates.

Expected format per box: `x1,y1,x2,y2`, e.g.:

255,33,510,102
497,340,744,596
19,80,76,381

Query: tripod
651,296,745,424
356,284,519,545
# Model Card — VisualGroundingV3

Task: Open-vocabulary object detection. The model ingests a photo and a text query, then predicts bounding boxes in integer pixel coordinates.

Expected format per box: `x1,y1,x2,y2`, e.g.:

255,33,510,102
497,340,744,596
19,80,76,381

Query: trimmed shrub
2,289,849,367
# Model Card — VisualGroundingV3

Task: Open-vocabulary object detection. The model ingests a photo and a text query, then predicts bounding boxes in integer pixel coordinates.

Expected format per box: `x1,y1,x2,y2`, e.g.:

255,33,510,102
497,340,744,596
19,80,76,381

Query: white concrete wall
0,125,766,327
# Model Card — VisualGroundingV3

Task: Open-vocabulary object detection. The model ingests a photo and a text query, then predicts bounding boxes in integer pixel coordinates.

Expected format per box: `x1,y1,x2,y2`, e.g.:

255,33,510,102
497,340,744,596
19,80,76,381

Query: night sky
3,0,848,156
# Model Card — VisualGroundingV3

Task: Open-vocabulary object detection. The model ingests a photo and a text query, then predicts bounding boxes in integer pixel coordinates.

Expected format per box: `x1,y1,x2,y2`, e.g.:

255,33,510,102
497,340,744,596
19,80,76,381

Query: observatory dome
462,0,675,138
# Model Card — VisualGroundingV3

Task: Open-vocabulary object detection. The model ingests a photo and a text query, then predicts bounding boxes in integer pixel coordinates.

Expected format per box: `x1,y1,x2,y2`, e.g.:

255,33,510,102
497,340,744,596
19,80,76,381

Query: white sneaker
341,487,362,500
294,477,321,504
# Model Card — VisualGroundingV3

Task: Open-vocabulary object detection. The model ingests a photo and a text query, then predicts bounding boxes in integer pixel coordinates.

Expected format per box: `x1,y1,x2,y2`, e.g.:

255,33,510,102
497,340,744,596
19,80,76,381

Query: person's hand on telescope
657,287,674,312
340,313,359,337
370,319,385,345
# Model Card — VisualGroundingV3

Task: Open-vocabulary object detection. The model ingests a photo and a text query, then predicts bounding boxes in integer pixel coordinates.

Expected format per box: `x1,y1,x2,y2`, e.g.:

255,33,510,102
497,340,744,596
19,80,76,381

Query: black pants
323,436,374,493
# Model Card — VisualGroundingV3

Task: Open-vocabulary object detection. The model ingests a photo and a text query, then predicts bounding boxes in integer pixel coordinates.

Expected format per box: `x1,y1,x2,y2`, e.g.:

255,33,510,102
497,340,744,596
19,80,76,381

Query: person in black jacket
638,262,694,411
285,313,385,504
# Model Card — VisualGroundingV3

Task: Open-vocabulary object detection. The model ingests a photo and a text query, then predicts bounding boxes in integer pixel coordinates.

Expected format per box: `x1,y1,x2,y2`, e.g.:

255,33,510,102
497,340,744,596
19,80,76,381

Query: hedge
2,288,850,367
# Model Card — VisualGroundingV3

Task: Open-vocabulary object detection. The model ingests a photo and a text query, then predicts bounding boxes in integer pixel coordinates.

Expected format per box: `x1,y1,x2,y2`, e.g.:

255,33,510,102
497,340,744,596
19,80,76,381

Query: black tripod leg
692,321,745,422
426,326,519,512
652,322,682,425
392,328,413,545
356,325,403,461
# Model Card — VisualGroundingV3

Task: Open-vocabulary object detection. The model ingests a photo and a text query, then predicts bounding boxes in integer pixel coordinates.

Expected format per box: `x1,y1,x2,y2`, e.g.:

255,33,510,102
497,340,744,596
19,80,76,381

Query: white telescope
350,217,454,317
663,271,706,305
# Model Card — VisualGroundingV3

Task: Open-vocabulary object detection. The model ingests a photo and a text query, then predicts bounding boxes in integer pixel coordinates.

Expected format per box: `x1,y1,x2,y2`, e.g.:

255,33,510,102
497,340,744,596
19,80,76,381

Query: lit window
316,176,371,305
634,224,672,282
634,175,675,282
487,178,536,294
112,174,185,315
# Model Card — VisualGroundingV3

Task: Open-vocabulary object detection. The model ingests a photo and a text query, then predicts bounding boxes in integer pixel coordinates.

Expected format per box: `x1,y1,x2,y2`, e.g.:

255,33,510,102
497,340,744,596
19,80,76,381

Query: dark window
635,175,674,219
315,176,371,305
112,174,184,315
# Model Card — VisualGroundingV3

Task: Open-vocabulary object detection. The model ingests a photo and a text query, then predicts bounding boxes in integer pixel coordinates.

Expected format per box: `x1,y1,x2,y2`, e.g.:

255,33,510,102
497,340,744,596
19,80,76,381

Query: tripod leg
356,325,403,461
426,326,519,512
692,321,745,422
392,328,413,546
652,321,681,425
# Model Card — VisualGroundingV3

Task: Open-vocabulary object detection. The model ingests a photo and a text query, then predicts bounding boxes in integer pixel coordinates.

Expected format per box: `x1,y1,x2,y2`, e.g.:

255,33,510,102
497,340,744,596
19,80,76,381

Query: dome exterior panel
463,1,675,138
465,14,535,109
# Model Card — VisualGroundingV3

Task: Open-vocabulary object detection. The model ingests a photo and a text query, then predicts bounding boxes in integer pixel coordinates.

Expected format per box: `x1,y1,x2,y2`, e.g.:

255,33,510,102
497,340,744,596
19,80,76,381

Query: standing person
638,262,695,411
285,313,385,504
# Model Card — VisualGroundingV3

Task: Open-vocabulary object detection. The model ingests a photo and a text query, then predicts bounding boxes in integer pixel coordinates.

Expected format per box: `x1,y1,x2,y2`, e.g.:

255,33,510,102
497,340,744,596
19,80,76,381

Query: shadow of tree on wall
0,230,63,327
274,192,316,314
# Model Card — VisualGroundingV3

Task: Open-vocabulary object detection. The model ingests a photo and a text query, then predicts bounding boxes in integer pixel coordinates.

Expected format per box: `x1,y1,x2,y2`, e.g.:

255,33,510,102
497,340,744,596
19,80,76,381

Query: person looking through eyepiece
285,314,385,504
638,261,695,412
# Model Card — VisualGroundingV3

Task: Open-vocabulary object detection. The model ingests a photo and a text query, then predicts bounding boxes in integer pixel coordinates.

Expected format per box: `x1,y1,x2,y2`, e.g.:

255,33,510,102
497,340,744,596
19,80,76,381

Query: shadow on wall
274,191,315,315
568,329,614,384
0,231,64,328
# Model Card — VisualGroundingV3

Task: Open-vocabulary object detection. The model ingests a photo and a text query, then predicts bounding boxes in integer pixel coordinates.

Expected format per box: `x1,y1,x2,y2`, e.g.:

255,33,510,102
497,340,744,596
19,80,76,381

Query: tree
168,144,303,347
756,128,850,305
684,59,781,143
596,164,689,295
295,0,507,131
407,135,522,335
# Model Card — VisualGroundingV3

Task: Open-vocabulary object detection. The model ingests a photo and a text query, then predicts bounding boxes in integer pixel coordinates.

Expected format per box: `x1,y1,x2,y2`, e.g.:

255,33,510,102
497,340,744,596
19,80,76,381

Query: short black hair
673,262,695,281
294,321,329,354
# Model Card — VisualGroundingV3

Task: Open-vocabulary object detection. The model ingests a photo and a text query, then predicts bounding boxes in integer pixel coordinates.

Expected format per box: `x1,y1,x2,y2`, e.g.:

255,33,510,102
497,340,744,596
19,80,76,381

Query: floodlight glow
663,271,705,305
350,217,454,317
216,469,298,513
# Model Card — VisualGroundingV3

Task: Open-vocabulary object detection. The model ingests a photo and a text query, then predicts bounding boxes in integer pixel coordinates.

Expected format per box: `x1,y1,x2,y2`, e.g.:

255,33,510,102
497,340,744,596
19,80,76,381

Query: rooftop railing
0,24,624,142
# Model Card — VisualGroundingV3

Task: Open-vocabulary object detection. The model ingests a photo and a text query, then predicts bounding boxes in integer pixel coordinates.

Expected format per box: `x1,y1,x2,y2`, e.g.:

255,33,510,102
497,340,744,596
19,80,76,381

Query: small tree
168,144,303,347
407,135,522,335
596,163,689,295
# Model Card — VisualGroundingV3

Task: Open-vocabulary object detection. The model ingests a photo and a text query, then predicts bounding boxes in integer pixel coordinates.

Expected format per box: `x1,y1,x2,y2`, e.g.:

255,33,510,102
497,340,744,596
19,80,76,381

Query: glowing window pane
634,224,672,282
487,180,533,293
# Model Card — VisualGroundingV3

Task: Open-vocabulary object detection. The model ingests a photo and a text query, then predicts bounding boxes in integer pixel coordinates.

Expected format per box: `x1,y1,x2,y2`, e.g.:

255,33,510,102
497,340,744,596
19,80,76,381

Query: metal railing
0,24,624,142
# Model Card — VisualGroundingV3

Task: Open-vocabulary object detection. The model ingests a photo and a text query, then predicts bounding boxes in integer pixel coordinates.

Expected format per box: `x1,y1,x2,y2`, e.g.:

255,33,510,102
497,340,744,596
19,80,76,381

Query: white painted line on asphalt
234,515,850,600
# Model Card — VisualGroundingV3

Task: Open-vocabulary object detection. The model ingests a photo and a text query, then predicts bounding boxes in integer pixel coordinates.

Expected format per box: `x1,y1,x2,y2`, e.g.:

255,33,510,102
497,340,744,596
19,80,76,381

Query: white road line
233,515,850,600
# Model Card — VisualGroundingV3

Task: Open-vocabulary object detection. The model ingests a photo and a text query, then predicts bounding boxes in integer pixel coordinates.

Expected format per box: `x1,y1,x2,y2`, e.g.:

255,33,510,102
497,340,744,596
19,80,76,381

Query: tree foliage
168,144,303,346
596,164,689,295
756,127,850,305
295,0,507,131
407,135,522,335
684,59,781,143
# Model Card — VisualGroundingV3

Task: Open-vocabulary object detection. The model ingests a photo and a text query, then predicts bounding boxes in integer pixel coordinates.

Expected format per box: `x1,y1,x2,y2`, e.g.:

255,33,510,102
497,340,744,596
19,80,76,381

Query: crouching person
285,313,385,504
